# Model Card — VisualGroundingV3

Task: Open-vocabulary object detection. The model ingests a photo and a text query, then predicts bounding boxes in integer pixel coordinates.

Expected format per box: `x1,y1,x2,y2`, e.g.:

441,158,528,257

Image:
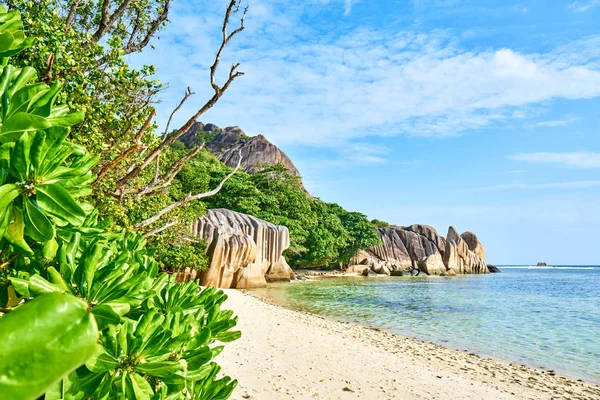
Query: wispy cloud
508,152,600,168
531,114,578,128
568,0,600,12
344,0,357,16
463,180,600,192
131,2,600,152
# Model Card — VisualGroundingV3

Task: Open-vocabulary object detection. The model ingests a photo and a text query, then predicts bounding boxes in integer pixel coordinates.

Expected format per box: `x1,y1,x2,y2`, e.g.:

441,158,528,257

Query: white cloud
531,114,578,128
131,2,600,152
463,180,600,192
344,0,357,15
508,152,600,168
568,0,600,12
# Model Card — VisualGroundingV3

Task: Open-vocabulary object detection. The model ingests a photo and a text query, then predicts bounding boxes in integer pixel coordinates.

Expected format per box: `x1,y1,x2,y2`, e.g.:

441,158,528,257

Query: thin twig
154,86,195,181
142,220,178,237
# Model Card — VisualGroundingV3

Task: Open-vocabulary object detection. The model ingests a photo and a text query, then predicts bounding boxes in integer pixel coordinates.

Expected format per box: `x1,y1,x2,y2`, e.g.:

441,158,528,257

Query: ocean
249,266,600,382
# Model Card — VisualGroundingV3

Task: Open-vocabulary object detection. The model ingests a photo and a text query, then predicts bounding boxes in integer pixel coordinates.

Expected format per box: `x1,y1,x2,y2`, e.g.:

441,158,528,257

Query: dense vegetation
0,0,380,274
0,1,379,399
0,0,249,274
0,7,240,399
168,146,381,268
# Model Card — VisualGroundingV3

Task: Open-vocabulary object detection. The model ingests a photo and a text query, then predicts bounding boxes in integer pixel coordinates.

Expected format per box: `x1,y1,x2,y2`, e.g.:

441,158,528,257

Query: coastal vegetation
0,1,381,398
3,0,381,275
0,5,240,399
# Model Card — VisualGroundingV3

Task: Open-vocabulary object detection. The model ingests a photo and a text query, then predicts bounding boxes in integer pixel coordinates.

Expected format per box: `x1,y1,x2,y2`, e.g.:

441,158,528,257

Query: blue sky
131,0,600,265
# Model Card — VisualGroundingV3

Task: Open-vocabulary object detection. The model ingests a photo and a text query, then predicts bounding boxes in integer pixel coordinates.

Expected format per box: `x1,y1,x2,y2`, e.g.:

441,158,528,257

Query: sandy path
216,289,600,400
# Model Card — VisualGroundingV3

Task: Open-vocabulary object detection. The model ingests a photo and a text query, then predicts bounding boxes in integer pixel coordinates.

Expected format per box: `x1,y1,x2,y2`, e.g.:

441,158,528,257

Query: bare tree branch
135,143,205,200
211,1,248,94
134,153,243,230
154,86,195,181
95,109,155,184
142,220,178,237
115,0,247,190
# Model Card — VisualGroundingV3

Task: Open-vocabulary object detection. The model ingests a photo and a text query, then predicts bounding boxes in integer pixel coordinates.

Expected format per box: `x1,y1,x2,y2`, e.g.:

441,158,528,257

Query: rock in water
355,225,489,276
487,264,501,273
191,209,295,288
460,231,486,261
179,122,302,180
443,227,489,274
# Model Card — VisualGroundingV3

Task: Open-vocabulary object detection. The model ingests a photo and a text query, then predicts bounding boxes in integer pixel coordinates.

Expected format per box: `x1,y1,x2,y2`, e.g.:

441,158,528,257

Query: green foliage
152,238,210,273
3,0,164,160
0,9,239,400
371,219,390,228
204,162,380,268
0,292,99,400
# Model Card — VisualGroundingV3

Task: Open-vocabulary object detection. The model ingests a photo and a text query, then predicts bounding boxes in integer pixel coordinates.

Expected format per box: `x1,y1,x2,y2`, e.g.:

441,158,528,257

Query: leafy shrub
0,8,239,400
371,219,390,228
204,163,380,268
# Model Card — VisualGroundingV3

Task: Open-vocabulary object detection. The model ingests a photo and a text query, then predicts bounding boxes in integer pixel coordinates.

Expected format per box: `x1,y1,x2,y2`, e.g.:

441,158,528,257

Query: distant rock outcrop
187,209,295,288
349,224,489,276
460,231,486,261
179,122,302,179
487,264,501,273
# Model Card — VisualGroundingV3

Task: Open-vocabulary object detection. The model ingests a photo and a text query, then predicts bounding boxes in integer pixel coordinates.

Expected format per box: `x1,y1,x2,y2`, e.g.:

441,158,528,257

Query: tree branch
91,0,135,43
211,1,248,94
65,0,82,29
134,153,243,230
43,54,55,84
154,86,195,181
115,0,247,190
142,220,178,237
124,0,172,55
95,109,155,184
135,143,205,200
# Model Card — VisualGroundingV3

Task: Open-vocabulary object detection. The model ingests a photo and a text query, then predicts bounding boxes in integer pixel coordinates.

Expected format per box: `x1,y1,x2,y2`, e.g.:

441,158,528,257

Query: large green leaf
46,112,84,128
36,183,86,226
7,67,37,98
7,82,49,118
91,304,122,330
23,197,54,241
5,206,32,253
0,112,49,143
0,183,19,212
0,292,99,400
10,129,33,180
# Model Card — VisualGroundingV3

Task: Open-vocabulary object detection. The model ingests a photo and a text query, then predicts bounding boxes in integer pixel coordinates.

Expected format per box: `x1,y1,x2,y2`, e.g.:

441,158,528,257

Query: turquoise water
249,266,600,382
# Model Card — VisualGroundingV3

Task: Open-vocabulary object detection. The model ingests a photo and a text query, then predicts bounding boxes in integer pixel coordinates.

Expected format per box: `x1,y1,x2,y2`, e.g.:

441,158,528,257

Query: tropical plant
0,7,240,400
2,0,250,273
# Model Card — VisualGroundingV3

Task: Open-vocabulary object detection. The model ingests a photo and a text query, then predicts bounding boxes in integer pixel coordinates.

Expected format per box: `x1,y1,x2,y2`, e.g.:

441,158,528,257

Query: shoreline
262,272,596,382
217,289,600,400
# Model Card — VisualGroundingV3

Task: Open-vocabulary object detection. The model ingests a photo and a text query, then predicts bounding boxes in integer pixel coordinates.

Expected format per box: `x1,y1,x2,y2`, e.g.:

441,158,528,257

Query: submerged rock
190,209,294,288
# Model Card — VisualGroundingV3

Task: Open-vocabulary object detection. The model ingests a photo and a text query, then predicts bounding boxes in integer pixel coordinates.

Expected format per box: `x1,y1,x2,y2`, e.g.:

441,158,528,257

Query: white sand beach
217,289,600,400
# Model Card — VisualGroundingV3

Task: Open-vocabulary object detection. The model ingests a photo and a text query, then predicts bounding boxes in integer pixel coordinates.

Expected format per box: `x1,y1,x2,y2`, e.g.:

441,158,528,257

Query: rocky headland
348,224,490,276
179,122,302,179
178,124,496,286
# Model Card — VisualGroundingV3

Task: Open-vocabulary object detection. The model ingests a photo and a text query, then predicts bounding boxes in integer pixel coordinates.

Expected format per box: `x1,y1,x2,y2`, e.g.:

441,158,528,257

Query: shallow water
248,266,600,382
